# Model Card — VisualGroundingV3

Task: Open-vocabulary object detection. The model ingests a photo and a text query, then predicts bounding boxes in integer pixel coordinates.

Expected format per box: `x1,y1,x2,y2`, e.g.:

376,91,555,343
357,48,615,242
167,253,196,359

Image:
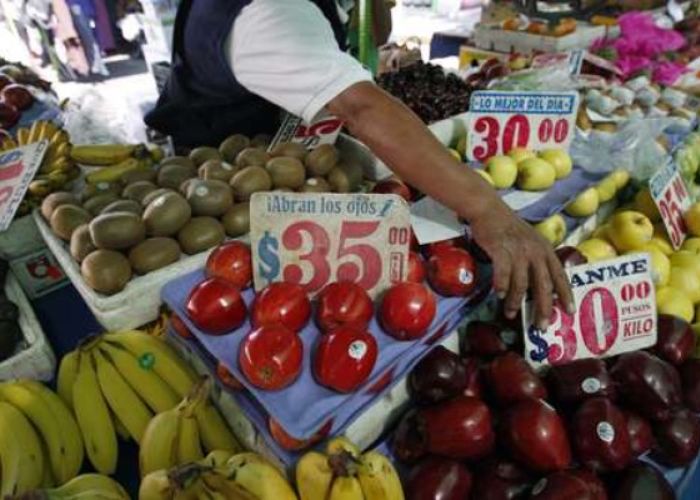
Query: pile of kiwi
39,134,364,296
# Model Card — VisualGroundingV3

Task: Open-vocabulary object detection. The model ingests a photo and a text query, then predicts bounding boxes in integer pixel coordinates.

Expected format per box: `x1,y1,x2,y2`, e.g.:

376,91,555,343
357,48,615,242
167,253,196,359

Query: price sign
466,91,580,162
522,254,657,369
0,141,48,232
649,160,692,250
250,193,410,297
269,112,343,151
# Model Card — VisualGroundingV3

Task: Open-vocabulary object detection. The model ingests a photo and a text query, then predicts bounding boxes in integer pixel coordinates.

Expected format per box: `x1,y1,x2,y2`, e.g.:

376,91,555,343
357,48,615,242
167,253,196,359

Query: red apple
0,74,13,92
461,321,509,358
612,462,674,500
0,101,19,129
251,282,311,332
501,399,572,473
611,351,682,421
1,84,33,110
462,356,483,399
485,352,548,406
372,178,412,202
547,358,616,406
205,241,252,289
216,362,244,390
313,327,378,393
424,238,462,257
316,282,374,333
238,325,303,390
380,282,436,340
654,315,696,366
393,409,428,463
623,410,654,457
652,409,700,467
571,398,632,472
568,469,607,500
406,251,426,283
408,345,467,404
185,277,247,335
555,246,588,268
471,459,533,500
170,313,193,339
680,358,700,412
407,457,472,500
530,471,602,500
427,247,478,297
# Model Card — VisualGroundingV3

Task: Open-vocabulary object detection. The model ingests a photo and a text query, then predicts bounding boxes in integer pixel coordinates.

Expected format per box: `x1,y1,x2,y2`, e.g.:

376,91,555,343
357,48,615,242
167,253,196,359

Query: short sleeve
227,0,372,123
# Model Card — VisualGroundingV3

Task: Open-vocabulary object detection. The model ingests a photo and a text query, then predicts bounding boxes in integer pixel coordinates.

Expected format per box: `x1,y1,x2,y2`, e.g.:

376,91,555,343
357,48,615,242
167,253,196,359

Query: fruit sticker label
250,192,410,298
269,112,343,151
522,254,657,369
466,91,580,162
0,141,48,232
649,160,691,250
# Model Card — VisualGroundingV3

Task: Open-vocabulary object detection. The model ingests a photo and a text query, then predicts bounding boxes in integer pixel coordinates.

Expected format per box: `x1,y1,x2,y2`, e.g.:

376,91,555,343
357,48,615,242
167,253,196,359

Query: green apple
539,149,573,180
682,237,700,255
509,147,536,164
607,211,654,252
565,187,600,217
684,202,700,237
534,214,567,246
485,155,518,189
516,158,556,191
595,177,618,203
577,238,617,262
474,169,495,187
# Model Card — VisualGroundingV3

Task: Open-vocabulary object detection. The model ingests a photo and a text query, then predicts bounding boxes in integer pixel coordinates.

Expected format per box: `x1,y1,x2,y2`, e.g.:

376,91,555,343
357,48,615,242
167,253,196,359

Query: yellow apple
509,148,536,164
608,169,630,190
652,223,674,256
670,251,700,281
449,149,462,161
534,214,567,246
607,211,654,252
565,188,600,217
475,169,495,187
516,158,556,191
592,224,611,242
684,202,700,237
539,149,573,180
628,244,670,287
657,286,694,322
633,188,661,223
668,266,700,303
596,178,618,203
485,155,518,189
682,237,700,255
577,238,618,262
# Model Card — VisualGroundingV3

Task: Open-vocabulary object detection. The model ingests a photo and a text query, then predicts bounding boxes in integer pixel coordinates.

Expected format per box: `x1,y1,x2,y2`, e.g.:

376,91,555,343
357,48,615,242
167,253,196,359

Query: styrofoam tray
473,23,611,54
0,271,55,381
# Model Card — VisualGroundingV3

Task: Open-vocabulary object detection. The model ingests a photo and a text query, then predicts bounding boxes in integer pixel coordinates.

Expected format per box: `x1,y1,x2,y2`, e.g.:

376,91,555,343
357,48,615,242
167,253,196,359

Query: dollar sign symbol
527,326,549,363
258,231,280,285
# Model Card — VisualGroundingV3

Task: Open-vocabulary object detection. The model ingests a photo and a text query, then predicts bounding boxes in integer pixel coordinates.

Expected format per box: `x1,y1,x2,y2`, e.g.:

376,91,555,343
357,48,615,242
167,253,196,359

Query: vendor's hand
468,200,575,330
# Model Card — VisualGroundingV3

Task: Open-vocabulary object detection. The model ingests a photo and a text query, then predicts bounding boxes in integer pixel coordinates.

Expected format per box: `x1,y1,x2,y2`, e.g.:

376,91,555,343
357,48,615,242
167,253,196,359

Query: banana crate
0,270,55,381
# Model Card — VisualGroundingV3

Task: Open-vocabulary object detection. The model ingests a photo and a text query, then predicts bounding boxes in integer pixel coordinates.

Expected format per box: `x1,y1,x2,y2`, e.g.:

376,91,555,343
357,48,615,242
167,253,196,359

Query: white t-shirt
225,0,372,124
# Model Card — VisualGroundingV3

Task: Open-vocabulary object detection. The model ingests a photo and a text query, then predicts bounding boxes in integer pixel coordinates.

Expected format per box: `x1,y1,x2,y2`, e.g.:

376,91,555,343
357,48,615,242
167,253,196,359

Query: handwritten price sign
269,112,343,151
466,91,580,162
250,193,411,297
0,141,48,231
649,161,692,250
522,254,657,369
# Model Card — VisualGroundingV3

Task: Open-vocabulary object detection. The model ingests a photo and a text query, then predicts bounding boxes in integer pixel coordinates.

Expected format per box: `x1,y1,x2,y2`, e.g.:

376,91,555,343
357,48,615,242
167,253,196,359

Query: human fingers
531,259,554,330
548,252,575,314
504,255,528,319
490,248,512,301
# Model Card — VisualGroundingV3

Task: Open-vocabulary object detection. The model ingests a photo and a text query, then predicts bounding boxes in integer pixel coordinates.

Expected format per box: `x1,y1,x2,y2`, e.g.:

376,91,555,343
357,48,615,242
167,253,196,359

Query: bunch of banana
139,450,297,500
71,143,166,185
0,380,84,495
10,473,129,500
56,330,241,476
296,437,404,500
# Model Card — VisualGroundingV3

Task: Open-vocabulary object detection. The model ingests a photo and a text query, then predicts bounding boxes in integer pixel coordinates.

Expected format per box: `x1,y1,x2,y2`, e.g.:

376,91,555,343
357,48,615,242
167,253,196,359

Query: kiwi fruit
157,163,197,190
251,134,271,148
222,203,250,237
143,191,192,236
128,238,181,274
83,193,120,215
230,166,272,200
70,224,96,263
235,147,270,168
186,179,234,217
219,134,250,163
305,144,339,176
199,159,239,183
327,162,363,193
180,178,197,196
274,188,294,193
299,177,331,193
189,147,221,166
41,192,78,221
270,142,307,160
160,155,196,170
101,199,142,215
81,250,132,295
177,217,225,255
89,212,146,250
121,168,157,185
81,182,122,201
266,157,306,189
142,188,174,207
122,181,158,203
50,205,91,241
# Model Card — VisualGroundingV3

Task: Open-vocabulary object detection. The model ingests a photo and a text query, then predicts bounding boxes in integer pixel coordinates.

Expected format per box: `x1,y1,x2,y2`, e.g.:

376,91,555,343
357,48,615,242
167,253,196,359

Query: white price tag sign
649,160,692,250
0,141,48,231
466,91,580,162
522,254,657,369
269,112,343,151
250,193,410,298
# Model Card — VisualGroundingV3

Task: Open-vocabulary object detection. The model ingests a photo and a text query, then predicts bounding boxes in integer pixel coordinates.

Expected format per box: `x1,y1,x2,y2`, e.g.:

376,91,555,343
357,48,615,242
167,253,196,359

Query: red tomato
170,313,193,339
206,241,252,289
427,247,478,297
268,418,331,451
372,178,412,202
316,282,374,333
406,251,426,283
314,327,378,393
186,278,247,335
252,282,311,332
239,325,303,390
380,282,436,340
216,362,244,390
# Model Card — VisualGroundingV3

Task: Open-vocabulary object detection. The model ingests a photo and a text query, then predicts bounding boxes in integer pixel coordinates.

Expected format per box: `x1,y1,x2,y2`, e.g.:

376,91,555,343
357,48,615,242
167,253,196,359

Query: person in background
146,0,574,330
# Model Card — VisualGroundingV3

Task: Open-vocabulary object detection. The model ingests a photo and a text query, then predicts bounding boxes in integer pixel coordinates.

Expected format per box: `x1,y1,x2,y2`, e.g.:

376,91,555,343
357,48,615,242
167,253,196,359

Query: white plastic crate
473,23,611,55
0,271,55,381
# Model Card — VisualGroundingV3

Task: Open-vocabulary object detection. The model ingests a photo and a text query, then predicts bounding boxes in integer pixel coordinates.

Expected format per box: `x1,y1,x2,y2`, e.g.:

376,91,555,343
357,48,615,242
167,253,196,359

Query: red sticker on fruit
250,193,411,298
0,140,48,231
522,254,657,369
466,91,580,162
649,160,692,250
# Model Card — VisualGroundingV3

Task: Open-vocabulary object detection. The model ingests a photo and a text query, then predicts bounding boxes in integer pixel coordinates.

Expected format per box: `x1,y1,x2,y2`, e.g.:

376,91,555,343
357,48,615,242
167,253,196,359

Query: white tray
474,23,611,54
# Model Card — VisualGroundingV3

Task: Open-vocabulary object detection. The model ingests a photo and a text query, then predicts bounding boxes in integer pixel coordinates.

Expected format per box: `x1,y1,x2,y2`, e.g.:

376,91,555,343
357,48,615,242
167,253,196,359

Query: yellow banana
200,469,258,500
111,408,131,441
94,348,153,443
49,129,69,149
71,143,139,166
99,341,180,413
0,401,44,494
139,404,182,478
201,450,236,468
357,451,404,500
225,453,298,500
1,135,18,151
329,476,364,500
0,414,21,498
28,179,53,197
296,451,333,500
195,403,241,454
45,473,129,499
38,120,58,141
327,437,361,458
53,141,72,161
16,127,30,145
139,469,175,500
27,120,43,144
177,413,204,464
73,352,118,475
57,349,80,410
86,157,147,184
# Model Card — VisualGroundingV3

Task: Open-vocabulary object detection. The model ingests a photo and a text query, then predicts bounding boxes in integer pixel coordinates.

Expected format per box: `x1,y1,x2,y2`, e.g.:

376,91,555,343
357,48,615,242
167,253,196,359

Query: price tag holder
649,160,692,250
269,112,344,151
250,193,411,298
522,254,657,369
466,91,580,162
0,141,48,232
